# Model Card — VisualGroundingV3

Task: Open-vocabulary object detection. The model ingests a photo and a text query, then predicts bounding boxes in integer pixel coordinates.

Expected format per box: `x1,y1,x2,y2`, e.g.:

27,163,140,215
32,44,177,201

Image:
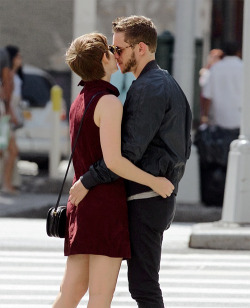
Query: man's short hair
65,33,109,81
222,41,241,56
112,15,157,53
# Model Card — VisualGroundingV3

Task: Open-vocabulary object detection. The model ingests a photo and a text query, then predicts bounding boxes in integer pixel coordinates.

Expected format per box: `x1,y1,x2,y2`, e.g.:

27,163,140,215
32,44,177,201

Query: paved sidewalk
0,173,222,222
0,159,222,221
0,192,69,218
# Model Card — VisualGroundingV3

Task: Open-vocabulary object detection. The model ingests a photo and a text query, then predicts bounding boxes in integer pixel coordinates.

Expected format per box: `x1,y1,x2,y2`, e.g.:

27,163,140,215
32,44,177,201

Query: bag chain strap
53,91,105,213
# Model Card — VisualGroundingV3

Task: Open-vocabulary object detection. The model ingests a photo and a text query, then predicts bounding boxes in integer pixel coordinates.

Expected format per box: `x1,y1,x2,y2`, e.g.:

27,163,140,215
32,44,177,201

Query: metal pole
222,0,250,223
49,85,62,179
173,0,196,105
71,0,97,102
240,0,250,141
173,0,200,203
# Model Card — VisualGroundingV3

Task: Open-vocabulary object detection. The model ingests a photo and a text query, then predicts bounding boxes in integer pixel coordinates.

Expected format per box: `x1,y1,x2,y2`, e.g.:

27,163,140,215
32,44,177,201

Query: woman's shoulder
95,93,123,118
98,93,122,108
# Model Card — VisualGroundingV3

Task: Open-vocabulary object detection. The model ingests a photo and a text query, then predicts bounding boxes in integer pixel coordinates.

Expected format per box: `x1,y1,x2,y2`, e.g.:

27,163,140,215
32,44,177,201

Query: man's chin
118,64,125,74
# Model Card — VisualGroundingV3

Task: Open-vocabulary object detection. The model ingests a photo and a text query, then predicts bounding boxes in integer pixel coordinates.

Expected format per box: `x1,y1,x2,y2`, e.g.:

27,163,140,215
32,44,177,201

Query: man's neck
133,55,155,79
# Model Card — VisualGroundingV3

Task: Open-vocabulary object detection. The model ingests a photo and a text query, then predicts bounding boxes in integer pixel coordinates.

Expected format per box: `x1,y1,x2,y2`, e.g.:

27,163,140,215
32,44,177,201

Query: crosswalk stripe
1,306,249,308
1,254,250,267
1,285,250,295
0,257,65,264
2,274,250,286
1,295,250,304
1,266,250,277
1,250,249,258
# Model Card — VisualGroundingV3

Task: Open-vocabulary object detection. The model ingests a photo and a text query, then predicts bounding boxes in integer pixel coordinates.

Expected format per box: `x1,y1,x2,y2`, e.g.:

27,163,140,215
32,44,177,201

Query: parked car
16,65,70,168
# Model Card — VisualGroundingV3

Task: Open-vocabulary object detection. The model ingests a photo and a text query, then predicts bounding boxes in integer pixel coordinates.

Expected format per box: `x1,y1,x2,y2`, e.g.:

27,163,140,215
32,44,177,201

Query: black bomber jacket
80,60,192,196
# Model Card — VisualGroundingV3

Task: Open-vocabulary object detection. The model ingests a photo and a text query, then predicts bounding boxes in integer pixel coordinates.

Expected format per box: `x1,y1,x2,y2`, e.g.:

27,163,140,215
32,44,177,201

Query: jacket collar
137,60,159,79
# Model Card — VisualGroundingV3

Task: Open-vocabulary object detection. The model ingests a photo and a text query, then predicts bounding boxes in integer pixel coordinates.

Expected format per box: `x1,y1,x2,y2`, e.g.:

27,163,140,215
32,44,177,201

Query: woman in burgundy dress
52,33,174,308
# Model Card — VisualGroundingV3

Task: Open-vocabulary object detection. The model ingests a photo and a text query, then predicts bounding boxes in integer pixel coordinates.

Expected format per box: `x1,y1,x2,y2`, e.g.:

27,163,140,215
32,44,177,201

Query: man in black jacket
70,16,192,308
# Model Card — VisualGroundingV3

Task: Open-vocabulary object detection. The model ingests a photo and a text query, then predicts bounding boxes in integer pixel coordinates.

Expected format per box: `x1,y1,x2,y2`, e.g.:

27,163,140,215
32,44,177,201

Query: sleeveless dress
64,80,131,259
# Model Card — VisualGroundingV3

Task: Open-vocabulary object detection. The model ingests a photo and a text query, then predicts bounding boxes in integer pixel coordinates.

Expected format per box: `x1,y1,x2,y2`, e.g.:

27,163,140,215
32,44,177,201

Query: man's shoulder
133,68,170,90
143,66,169,78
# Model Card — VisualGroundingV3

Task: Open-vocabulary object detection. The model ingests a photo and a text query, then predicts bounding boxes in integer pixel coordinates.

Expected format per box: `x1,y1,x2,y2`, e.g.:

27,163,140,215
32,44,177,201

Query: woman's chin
113,66,119,74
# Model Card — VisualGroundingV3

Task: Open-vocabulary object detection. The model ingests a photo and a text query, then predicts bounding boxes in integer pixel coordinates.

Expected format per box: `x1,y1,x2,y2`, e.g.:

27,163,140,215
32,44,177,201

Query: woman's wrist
147,174,157,191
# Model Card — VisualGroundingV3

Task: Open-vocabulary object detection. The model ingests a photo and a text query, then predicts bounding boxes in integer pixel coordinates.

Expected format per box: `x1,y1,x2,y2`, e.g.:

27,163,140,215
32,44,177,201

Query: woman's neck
101,74,111,83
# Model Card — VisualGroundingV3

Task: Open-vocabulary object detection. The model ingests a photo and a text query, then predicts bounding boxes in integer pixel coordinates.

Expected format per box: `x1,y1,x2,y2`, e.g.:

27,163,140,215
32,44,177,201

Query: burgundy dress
64,80,131,259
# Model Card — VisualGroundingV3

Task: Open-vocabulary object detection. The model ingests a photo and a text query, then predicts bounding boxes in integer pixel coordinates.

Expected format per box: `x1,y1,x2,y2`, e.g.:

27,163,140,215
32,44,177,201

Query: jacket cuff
80,172,98,190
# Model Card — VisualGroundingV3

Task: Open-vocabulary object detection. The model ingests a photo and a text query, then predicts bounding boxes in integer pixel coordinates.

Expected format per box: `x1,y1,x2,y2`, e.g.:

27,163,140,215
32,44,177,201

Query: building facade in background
0,0,243,110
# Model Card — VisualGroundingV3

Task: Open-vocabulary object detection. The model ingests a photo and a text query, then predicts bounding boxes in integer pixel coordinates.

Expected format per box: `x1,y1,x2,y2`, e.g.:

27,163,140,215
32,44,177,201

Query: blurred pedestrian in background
0,47,13,192
199,48,224,125
201,41,242,127
6,45,24,130
1,45,23,194
0,47,12,113
195,41,243,206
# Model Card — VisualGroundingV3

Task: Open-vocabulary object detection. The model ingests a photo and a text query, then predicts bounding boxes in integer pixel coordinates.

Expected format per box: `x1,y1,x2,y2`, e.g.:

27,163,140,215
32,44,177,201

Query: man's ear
138,42,147,55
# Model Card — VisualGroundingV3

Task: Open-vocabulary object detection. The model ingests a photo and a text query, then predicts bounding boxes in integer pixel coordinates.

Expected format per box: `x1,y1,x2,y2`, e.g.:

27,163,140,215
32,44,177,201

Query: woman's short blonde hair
65,33,109,81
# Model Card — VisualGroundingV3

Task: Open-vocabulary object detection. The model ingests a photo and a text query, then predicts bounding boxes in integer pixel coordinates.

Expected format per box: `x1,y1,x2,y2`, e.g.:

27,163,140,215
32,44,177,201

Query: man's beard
123,51,137,73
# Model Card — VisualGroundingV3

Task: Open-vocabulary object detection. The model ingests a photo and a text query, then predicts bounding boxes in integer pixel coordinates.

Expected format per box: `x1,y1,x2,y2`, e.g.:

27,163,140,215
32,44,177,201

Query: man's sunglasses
108,44,133,56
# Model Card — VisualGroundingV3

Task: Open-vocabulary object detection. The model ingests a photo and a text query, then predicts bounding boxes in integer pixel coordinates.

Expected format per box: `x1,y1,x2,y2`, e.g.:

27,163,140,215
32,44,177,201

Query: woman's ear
102,52,109,64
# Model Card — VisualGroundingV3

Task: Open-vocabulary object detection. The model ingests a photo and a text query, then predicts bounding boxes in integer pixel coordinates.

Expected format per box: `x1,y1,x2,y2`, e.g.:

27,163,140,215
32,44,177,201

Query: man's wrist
80,172,98,190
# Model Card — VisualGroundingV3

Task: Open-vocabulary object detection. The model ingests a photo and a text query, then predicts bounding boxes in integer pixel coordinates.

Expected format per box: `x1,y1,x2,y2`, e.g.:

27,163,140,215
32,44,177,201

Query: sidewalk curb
189,221,250,250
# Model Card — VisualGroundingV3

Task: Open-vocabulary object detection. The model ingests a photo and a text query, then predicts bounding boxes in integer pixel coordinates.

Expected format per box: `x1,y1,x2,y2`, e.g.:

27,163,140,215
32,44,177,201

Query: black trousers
127,194,176,308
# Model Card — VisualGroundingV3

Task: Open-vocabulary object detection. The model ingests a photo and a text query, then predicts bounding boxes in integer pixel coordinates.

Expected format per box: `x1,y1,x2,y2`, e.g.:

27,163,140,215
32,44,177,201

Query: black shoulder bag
46,91,104,238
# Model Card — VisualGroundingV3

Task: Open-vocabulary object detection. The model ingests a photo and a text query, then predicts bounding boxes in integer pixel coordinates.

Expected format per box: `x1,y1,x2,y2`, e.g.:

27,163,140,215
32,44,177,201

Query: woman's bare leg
52,254,89,308
2,134,18,192
87,254,122,308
